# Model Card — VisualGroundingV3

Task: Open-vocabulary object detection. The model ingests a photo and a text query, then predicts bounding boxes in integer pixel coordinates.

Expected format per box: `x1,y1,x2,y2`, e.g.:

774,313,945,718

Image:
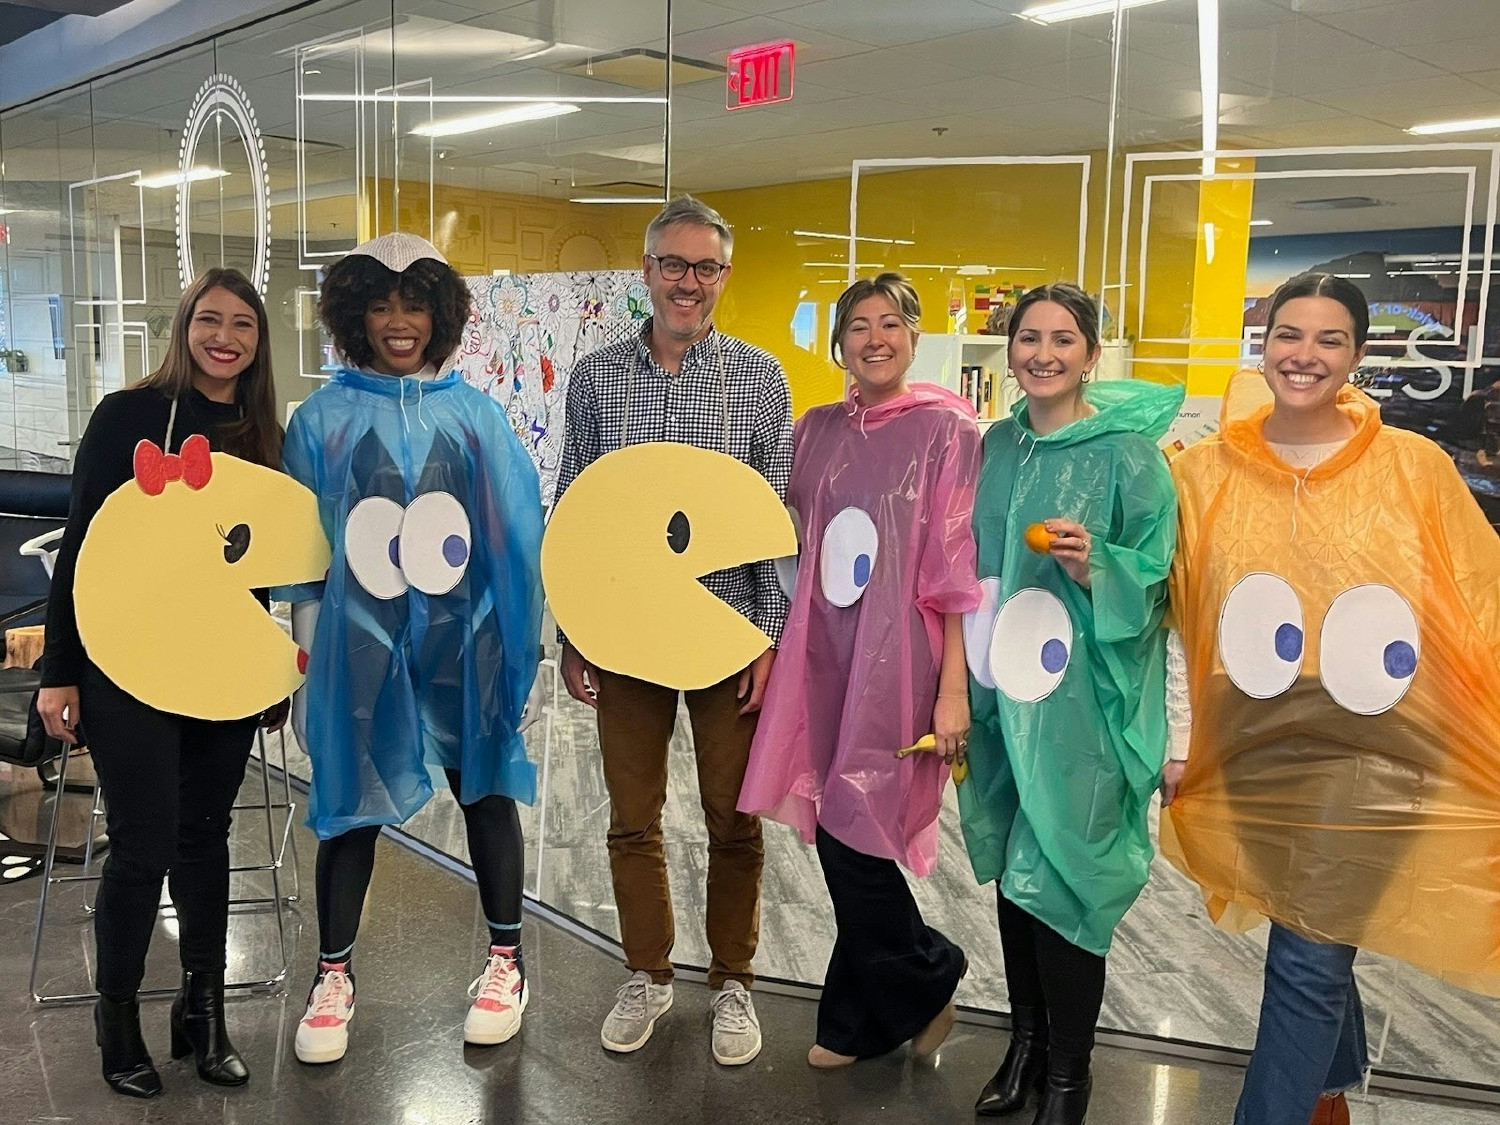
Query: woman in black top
37,267,286,1099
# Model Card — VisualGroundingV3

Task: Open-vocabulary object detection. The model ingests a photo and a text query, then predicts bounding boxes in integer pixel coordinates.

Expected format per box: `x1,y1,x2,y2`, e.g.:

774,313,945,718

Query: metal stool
29,728,300,1005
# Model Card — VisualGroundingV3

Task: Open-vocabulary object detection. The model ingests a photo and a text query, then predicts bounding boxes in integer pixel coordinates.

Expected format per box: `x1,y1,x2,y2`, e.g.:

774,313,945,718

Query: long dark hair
135,268,282,468
318,254,471,370
1007,282,1102,355
1265,272,1370,348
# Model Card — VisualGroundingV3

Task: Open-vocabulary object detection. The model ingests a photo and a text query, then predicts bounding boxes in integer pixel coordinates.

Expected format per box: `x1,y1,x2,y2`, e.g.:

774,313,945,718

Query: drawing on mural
456,270,651,504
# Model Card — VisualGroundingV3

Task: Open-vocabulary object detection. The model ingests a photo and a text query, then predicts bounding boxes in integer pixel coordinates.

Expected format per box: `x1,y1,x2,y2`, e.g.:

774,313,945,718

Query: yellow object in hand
895,733,968,784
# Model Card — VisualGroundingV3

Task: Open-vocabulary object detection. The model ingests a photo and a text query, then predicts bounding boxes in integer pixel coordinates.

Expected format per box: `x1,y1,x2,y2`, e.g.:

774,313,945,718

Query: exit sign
726,40,794,110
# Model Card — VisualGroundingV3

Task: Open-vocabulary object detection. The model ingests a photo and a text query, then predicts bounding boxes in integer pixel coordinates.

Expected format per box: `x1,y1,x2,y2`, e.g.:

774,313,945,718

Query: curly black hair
318,254,472,370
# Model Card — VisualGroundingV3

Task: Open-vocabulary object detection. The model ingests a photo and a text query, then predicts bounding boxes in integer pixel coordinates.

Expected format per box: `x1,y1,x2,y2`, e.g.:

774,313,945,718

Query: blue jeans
1234,923,1369,1125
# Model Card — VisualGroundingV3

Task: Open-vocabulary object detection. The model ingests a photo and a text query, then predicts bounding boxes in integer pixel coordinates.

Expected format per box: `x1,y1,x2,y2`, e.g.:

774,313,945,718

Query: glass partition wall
3,0,1498,1101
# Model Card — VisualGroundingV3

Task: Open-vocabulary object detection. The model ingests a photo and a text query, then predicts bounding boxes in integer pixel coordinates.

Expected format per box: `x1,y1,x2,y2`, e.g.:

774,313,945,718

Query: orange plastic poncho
1162,371,1500,995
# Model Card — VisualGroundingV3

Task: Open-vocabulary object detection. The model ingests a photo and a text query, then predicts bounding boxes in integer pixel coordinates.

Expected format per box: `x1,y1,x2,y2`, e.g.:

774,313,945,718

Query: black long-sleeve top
41,386,245,688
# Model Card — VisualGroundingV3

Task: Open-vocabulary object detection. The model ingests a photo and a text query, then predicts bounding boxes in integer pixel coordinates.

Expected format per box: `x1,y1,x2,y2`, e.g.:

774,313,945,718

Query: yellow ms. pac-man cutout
543,443,797,690
74,436,331,721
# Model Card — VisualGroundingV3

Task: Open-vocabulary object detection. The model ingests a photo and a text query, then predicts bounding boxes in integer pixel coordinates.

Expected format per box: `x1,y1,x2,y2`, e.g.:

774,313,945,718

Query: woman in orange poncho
1161,273,1500,1125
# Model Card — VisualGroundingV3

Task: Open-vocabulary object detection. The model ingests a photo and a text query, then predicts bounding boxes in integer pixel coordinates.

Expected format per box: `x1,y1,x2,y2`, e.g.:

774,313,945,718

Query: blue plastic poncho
958,380,1181,956
276,366,544,839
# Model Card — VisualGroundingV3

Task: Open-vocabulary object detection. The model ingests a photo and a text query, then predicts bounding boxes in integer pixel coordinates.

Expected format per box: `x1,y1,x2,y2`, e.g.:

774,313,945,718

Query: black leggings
82,664,257,999
996,887,1107,1062
315,769,524,961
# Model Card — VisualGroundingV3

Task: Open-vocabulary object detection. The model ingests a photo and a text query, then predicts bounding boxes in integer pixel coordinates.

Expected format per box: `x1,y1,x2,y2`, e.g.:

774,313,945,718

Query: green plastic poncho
959,379,1182,956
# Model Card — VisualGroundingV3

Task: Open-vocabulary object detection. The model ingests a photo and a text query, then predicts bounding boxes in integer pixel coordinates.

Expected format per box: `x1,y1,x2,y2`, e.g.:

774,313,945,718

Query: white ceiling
2,0,1500,238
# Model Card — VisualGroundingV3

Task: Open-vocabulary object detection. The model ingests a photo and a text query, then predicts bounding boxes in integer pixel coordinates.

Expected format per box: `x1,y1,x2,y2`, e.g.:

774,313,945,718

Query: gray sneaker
709,981,761,1066
601,971,673,1053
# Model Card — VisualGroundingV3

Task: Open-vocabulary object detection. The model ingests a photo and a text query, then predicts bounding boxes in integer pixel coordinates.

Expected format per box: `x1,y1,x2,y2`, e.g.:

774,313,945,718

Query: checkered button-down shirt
556,320,794,647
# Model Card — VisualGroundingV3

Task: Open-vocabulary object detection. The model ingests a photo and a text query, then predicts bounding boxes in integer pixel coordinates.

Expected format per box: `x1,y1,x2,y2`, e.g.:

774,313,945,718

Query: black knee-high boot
170,970,249,1086
1031,1048,1091,1125
976,1003,1049,1116
94,995,163,1099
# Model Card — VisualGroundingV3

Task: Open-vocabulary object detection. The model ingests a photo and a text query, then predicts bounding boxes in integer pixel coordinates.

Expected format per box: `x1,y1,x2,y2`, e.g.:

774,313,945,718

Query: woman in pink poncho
738,272,982,1068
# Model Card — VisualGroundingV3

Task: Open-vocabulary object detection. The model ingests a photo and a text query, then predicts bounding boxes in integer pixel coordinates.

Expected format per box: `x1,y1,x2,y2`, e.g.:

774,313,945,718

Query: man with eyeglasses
555,195,792,1067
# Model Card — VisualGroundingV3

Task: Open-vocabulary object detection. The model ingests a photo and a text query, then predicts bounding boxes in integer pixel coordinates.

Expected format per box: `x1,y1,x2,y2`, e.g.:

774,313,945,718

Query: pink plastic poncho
738,383,982,874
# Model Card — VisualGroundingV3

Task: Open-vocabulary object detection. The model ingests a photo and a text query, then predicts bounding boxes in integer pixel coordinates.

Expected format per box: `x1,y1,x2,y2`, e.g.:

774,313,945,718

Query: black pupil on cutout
667,511,690,555
223,523,251,564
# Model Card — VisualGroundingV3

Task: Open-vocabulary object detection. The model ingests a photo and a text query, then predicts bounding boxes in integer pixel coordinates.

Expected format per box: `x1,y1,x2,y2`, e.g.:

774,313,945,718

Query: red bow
133,434,213,496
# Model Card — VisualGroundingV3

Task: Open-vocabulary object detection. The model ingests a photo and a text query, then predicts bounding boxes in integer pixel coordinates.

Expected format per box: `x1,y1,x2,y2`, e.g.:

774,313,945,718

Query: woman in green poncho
961,284,1180,1125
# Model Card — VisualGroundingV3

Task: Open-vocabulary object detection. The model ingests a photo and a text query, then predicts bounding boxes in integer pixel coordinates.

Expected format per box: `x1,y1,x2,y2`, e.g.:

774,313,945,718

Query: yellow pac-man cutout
543,443,797,690
75,437,331,720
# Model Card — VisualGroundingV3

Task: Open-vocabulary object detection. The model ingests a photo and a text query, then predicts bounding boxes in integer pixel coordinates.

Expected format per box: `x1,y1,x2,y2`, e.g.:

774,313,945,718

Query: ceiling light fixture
1249,219,1274,227
1020,0,1166,25
135,166,230,189
1198,0,1219,177
793,229,916,246
569,195,667,204
1407,115,1500,136
413,102,578,138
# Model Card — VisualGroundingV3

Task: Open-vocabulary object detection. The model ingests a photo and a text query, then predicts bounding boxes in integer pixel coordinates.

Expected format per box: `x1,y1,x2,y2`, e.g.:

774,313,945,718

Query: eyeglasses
647,253,728,284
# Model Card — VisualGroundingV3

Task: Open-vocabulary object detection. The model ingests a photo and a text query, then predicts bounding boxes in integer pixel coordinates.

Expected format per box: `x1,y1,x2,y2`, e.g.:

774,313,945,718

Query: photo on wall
1244,227,1500,529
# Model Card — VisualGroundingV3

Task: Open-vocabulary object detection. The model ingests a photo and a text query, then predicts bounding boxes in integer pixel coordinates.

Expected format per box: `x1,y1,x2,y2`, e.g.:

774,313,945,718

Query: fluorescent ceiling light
792,229,916,246
569,195,666,204
804,261,882,269
135,166,229,189
1408,115,1500,136
413,102,578,138
1198,0,1219,177
1020,0,1166,25
1249,219,1274,227
1335,273,1371,279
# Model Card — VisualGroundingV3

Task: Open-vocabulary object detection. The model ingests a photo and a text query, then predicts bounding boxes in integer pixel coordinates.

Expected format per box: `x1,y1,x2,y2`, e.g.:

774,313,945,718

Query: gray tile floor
3,759,1497,1124
343,660,1500,1094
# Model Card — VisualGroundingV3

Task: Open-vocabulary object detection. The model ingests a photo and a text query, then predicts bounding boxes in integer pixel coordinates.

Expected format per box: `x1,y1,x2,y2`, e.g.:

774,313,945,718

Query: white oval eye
963,577,1003,689
345,496,408,600
989,587,1073,703
399,491,472,596
820,507,878,608
775,505,803,602
1218,572,1304,699
1320,584,1420,716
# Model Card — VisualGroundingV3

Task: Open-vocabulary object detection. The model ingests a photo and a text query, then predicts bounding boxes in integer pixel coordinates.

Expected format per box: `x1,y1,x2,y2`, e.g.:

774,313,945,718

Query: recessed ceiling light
135,166,229,189
1020,0,1166,25
413,102,578,138
1408,115,1500,136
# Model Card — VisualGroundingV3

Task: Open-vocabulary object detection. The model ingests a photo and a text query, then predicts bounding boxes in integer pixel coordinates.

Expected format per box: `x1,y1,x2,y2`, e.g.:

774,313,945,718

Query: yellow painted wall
362,154,1243,414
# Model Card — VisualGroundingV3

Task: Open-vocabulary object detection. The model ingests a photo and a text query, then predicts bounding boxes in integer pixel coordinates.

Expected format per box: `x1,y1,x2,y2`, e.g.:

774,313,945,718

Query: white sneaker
600,970,673,1053
295,962,355,1064
710,981,762,1066
464,946,528,1045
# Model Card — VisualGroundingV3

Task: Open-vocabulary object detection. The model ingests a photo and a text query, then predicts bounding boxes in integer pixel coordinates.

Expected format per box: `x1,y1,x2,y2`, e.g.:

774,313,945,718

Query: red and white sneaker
464,946,527,1045
295,961,355,1064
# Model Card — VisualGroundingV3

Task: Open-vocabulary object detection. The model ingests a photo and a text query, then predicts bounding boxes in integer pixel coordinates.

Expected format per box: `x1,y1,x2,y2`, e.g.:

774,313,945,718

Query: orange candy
1024,522,1056,554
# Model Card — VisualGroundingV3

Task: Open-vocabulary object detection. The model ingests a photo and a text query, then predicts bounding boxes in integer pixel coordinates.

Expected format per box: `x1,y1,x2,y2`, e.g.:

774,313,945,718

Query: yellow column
1185,157,1255,396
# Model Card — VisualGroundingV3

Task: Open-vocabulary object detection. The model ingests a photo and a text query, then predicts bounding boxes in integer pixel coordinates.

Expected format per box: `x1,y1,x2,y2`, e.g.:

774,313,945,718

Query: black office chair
0,469,71,886
0,470,71,775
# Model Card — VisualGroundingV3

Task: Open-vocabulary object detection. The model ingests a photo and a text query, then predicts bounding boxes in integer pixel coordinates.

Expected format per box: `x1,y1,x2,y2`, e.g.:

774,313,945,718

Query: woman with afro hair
274,233,544,1064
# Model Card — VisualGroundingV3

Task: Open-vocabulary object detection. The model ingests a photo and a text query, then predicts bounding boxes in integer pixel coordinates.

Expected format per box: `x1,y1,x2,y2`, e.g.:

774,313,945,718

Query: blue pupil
442,534,469,567
1384,639,1417,679
853,553,871,588
387,536,400,567
1274,622,1303,662
1040,638,1068,674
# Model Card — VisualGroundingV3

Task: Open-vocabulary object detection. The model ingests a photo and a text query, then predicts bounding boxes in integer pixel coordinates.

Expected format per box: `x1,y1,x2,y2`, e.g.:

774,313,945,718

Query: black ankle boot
975,1004,1048,1117
94,995,163,1099
1030,1050,1091,1125
170,970,249,1086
